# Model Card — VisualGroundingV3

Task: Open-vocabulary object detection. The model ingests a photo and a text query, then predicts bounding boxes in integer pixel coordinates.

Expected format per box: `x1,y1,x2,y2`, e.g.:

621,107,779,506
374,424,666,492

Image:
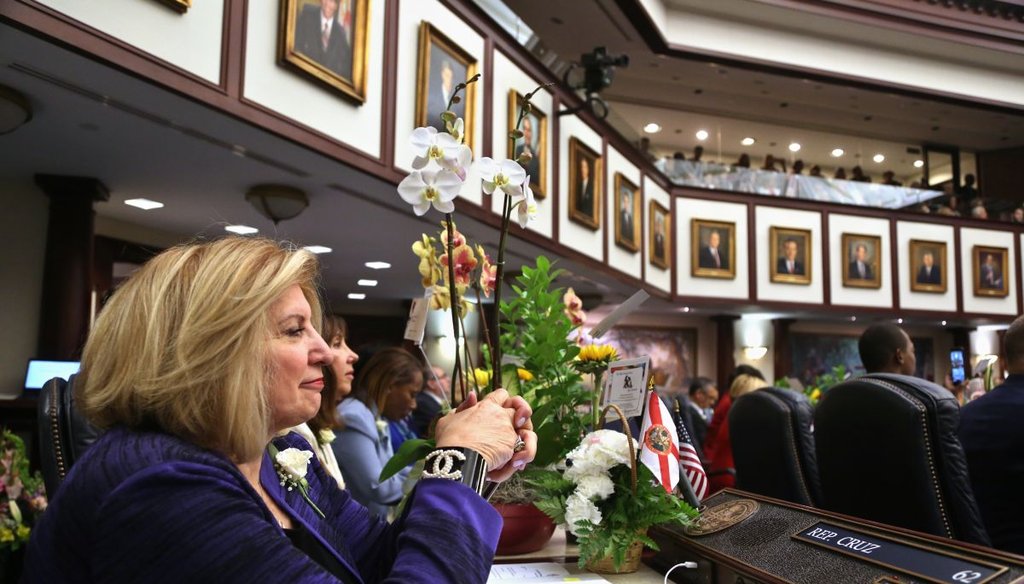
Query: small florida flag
639,389,680,493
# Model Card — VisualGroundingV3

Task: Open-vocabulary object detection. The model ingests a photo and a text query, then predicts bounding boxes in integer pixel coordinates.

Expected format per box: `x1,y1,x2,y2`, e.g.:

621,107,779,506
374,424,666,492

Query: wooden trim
640,174,647,283
380,0,400,170
602,138,609,264
747,202,758,300
481,35,494,160
613,0,1024,116
1017,231,1024,317
890,215,901,309
220,0,244,96
670,192,678,297
954,227,965,314
821,209,832,306
551,95,561,243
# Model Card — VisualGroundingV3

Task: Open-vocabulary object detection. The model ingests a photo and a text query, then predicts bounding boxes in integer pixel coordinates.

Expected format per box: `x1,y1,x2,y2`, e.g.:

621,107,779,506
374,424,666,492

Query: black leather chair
37,374,102,496
814,373,990,545
729,387,822,507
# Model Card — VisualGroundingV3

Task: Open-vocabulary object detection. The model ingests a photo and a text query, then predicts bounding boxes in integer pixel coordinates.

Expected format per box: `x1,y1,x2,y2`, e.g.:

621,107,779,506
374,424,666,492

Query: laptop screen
24,360,80,390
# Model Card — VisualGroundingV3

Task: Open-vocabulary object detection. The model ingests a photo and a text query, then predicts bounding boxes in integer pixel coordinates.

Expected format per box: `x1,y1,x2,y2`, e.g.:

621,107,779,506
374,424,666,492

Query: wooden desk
495,528,671,582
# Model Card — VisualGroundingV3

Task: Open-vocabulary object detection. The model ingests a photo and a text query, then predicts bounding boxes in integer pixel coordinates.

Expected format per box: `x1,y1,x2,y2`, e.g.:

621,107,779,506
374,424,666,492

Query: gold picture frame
909,239,947,294
416,21,477,151
613,173,640,252
841,233,882,289
568,137,601,230
155,0,191,13
691,219,736,279
507,91,547,199
973,245,1009,297
770,226,812,285
279,0,371,104
649,201,671,270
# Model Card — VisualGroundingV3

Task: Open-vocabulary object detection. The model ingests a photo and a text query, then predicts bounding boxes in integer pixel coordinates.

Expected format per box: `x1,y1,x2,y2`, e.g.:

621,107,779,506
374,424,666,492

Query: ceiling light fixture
303,245,332,254
850,316,857,322
914,160,924,168
743,346,768,360
941,320,947,326
897,318,904,324
873,154,885,163
245,184,309,225
225,225,258,235
788,143,801,152
643,122,661,133
741,137,755,146
831,148,845,157
695,130,708,141
357,279,378,287
347,293,366,300
365,261,391,270
124,198,164,210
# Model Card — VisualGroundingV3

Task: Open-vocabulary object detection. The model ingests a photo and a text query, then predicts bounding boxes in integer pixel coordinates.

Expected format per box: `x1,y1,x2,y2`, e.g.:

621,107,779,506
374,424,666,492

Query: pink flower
477,245,496,297
563,287,586,327
440,244,478,290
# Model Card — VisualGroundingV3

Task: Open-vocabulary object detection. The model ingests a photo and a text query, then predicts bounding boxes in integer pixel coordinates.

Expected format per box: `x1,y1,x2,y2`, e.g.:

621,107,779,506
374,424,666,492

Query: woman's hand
435,389,536,482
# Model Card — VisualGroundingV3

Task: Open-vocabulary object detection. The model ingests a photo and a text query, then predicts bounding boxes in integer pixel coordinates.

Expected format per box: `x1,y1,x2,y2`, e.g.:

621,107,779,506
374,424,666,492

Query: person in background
858,323,916,375
790,159,804,175
24,237,536,583
882,170,902,186
412,365,449,438
288,314,357,489
734,153,751,169
672,151,685,161
834,167,847,180
971,204,989,220
808,165,822,177
692,145,704,163
334,347,424,518
959,314,1024,555
850,165,871,182
960,173,979,200
761,154,785,173
702,374,767,493
1011,207,1024,224
684,377,718,454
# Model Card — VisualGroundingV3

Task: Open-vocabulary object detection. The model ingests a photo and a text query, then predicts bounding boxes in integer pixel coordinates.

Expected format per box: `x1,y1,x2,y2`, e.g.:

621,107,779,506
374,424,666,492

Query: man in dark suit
684,377,718,456
653,213,666,261
411,365,448,437
916,251,941,284
576,157,594,217
295,0,352,79
959,314,1024,554
698,230,727,269
980,253,1003,289
618,189,634,244
514,115,540,181
848,243,874,280
776,238,805,276
425,59,459,134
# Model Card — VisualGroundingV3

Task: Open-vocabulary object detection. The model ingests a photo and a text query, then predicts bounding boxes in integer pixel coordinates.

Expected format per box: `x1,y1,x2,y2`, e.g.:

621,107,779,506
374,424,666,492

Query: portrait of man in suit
910,240,946,293
842,234,881,288
770,227,811,285
778,239,804,275
692,219,736,279
699,230,727,269
415,23,476,145
514,114,541,184
568,138,600,229
917,252,941,284
614,173,639,252
294,0,353,79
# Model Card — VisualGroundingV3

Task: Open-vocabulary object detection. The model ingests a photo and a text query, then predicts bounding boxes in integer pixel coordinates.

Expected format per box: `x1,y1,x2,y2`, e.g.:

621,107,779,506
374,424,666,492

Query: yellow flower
16,524,30,541
578,344,618,363
473,368,491,387
412,235,442,288
517,368,534,382
0,528,13,543
810,388,822,402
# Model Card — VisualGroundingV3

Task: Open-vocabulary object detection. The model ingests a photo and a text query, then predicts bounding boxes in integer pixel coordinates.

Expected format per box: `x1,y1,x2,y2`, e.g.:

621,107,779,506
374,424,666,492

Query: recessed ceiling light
897,318,903,324
831,148,845,157
303,245,332,254
941,320,947,326
225,225,258,235
788,142,801,152
914,159,924,168
124,198,164,210
643,122,661,134
347,293,366,300
695,130,708,141
850,316,857,322
741,137,755,146
365,261,391,270
873,154,885,163
357,279,378,287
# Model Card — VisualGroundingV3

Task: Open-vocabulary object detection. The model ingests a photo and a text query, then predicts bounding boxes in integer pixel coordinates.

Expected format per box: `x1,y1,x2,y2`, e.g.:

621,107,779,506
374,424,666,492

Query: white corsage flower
516,177,538,228
410,126,472,180
318,428,336,446
474,157,526,201
275,448,313,487
398,169,462,216
375,419,389,441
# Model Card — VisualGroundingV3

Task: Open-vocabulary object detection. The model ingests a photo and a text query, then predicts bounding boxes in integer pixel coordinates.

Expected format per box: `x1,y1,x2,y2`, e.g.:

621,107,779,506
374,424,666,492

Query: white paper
487,562,569,581
403,292,430,344
602,356,650,418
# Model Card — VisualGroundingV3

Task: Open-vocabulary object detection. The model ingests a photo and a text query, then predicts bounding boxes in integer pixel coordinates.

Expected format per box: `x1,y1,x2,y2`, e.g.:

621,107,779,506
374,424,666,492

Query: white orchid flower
410,126,472,180
398,169,461,216
474,157,526,201
516,177,538,228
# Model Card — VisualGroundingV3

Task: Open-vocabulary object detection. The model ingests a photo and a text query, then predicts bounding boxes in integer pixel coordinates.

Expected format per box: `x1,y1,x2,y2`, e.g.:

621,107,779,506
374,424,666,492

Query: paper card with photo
279,0,370,103
602,356,650,418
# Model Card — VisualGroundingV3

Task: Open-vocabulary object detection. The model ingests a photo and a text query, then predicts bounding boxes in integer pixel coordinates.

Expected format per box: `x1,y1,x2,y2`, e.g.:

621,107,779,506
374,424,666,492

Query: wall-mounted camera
560,47,630,119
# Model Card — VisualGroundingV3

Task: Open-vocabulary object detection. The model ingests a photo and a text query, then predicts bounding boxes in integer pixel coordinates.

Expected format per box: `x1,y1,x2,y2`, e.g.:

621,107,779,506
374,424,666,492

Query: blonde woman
703,373,767,494
25,237,536,583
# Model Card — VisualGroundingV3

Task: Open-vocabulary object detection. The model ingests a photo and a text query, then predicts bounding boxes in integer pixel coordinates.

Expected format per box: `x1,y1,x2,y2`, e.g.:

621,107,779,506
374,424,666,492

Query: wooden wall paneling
821,209,831,307
221,0,244,95
481,35,494,160
380,0,400,169
889,216,900,310
747,202,757,301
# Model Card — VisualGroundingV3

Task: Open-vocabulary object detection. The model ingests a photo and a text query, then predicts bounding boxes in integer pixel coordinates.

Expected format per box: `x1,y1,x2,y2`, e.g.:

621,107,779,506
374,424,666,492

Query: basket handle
599,403,638,495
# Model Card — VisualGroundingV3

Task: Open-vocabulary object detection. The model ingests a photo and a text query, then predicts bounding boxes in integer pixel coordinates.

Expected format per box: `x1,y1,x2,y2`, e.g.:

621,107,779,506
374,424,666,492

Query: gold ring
513,437,526,453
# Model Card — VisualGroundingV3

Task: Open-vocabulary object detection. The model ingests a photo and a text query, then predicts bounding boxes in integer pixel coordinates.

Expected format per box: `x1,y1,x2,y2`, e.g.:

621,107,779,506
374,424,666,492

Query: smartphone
950,348,966,385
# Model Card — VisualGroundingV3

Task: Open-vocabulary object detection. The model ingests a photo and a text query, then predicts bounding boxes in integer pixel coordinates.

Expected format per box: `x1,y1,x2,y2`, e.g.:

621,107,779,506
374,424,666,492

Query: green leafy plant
1,430,47,552
776,364,849,405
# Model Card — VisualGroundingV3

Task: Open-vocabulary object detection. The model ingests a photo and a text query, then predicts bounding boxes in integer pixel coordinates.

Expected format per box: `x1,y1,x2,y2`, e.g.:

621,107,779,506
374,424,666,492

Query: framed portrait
279,0,370,103
602,326,697,395
416,21,477,150
973,245,1009,297
770,226,812,285
155,0,191,12
613,173,641,252
841,233,882,289
649,201,671,270
691,219,736,279
909,239,947,294
568,137,601,230
507,91,547,199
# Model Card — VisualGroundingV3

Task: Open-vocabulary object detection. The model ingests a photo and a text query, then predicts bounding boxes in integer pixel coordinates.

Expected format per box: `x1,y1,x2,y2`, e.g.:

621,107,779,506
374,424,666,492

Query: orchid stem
491,194,513,391
444,213,465,406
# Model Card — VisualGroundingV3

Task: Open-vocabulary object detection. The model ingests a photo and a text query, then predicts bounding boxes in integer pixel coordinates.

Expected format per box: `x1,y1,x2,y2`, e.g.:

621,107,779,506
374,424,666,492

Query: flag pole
634,374,655,468
671,399,703,509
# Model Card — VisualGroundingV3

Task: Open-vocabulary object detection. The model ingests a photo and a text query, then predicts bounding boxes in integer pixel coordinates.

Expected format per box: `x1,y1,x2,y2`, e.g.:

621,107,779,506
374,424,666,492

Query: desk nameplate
793,521,1008,584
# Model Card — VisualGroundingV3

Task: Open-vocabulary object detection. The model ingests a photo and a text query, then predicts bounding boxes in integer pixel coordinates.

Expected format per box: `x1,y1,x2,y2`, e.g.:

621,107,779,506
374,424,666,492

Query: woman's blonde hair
77,237,322,461
729,373,766,399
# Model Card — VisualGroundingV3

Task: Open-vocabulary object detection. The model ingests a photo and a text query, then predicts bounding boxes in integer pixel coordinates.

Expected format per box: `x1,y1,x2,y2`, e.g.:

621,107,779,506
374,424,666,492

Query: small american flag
672,399,709,502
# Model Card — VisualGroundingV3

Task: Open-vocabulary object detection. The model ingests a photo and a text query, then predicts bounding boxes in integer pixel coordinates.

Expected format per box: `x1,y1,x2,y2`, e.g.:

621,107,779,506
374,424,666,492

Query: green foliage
498,256,588,468
776,364,848,406
379,438,434,482
1,429,47,551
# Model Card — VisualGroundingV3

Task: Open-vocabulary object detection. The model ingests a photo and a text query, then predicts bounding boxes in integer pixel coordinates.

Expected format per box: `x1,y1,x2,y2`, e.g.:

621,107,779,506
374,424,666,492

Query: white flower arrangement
561,430,636,536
